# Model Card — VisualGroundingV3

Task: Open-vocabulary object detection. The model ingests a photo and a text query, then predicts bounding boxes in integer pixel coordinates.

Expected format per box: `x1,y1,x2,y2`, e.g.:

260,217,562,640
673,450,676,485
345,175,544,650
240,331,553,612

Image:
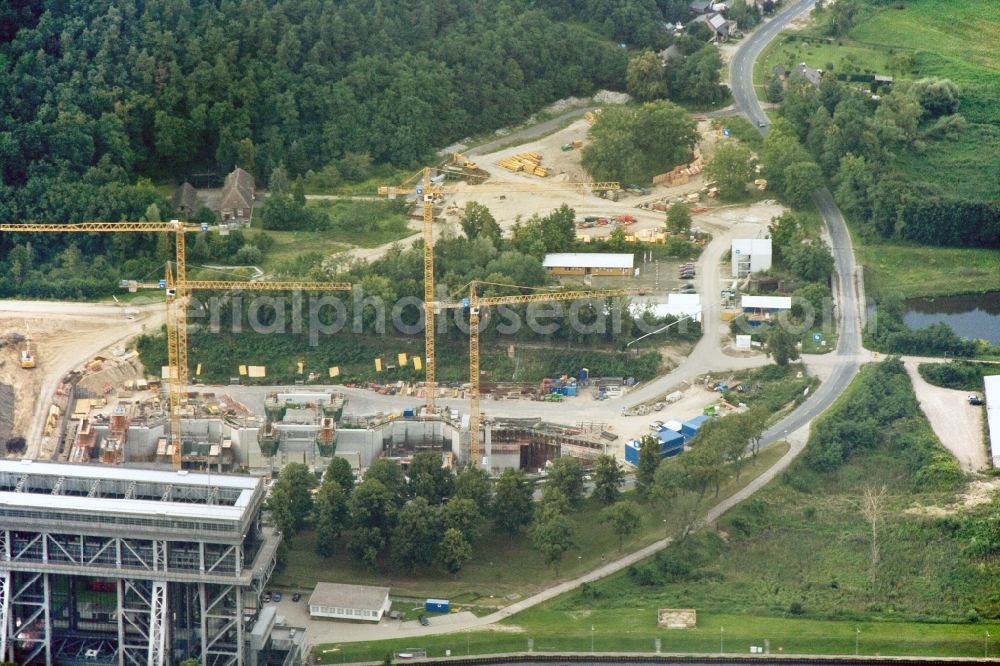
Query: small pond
903,291,1000,345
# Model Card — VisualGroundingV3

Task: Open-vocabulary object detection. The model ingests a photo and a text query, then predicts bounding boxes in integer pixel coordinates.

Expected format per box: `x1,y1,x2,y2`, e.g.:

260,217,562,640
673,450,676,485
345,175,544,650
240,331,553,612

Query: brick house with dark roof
220,167,255,222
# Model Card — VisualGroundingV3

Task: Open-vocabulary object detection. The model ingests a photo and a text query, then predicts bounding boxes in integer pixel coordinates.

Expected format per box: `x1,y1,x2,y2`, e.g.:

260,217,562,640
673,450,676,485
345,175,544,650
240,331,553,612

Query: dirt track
902,357,988,472
0,300,164,458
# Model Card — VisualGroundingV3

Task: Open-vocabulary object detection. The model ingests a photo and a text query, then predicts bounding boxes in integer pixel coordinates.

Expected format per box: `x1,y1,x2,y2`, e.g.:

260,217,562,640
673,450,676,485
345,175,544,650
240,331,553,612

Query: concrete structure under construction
485,417,618,474
0,460,286,666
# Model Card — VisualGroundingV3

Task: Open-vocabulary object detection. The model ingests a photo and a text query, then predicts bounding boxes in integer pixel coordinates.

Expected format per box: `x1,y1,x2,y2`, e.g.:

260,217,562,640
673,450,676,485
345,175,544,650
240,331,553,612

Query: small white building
543,253,635,278
741,295,791,320
308,583,391,622
731,239,773,277
985,375,1000,467
632,293,702,322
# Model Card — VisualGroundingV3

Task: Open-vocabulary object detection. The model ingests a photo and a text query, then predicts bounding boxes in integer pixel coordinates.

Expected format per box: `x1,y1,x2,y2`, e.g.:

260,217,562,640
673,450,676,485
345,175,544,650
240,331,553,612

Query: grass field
245,228,348,275
313,613,999,663
313,365,1000,663
856,241,1000,299
792,0,1000,300
276,443,791,601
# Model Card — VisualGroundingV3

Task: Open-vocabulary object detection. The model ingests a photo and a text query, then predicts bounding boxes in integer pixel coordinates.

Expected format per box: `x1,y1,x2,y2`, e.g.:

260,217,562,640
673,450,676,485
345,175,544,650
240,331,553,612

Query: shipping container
624,440,640,465
425,599,450,613
681,415,710,438
656,428,685,451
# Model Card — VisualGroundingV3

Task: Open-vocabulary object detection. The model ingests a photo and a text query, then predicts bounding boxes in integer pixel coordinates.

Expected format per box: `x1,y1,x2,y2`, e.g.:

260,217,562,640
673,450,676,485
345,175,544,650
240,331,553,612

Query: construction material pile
652,151,704,186
497,152,549,177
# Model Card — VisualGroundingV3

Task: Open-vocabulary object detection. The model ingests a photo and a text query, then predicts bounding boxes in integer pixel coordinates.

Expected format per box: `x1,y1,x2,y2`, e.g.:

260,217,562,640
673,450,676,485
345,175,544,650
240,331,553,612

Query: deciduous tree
548,457,585,506
592,454,625,505
439,528,472,576
492,469,534,536
600,501,641,551
766,325,800,367
635,435,661,499
705,141,754,200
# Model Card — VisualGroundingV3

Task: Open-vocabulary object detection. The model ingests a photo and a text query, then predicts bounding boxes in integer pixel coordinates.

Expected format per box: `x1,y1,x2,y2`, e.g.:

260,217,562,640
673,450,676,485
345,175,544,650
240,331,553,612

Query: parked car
969,395,984,406
292,593,302,602
272,592,282,602
263,593,272,603
679,273,696,280
418,615,430,626
649,420,664,431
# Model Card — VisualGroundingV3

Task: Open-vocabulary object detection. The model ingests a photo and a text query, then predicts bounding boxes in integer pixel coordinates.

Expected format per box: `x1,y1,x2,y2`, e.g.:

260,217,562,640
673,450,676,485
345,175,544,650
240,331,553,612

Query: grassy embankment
755,0,1000,298
315,361,1000,662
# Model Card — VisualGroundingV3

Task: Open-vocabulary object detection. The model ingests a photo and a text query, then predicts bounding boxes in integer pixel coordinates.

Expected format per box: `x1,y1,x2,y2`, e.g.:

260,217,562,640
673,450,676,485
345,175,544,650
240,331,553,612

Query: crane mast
1,220,352,469
442,281,646,469
379,171,620,415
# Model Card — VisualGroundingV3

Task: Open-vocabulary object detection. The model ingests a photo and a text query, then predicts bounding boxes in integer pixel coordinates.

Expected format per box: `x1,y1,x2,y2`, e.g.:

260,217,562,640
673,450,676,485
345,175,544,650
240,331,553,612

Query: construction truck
20,329,35,369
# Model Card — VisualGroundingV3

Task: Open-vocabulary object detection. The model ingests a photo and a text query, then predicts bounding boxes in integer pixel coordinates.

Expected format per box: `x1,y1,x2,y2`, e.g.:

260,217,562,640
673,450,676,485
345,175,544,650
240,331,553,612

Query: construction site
0,107,783,483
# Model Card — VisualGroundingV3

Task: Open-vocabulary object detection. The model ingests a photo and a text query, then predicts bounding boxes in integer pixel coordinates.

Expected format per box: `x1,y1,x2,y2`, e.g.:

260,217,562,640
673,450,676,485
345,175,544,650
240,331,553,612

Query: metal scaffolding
0,461,279,665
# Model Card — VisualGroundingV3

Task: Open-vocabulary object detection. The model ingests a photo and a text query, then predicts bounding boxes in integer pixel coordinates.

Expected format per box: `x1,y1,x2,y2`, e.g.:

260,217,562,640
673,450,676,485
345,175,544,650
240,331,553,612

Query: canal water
903,291,1000,345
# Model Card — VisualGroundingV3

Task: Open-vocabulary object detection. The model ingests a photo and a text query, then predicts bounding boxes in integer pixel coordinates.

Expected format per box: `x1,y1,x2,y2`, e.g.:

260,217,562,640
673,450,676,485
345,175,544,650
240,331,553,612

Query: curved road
304,0,868,651
729,0,866,448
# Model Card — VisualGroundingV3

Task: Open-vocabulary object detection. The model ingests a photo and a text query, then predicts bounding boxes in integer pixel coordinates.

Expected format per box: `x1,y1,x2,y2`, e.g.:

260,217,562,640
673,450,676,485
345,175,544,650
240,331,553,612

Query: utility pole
986,631,990,658
720,626,724,654
855,627,860,656
591,625,595,653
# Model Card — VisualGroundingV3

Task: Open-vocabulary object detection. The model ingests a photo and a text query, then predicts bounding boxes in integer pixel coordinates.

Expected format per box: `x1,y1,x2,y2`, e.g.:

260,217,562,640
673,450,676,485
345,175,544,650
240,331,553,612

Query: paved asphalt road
729,0,866,448
302,1,870,651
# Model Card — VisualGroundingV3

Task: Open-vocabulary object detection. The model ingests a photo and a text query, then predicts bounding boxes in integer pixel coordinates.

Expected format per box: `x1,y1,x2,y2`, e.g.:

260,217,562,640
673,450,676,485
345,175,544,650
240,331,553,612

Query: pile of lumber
497,151,549,177
652,152,704,186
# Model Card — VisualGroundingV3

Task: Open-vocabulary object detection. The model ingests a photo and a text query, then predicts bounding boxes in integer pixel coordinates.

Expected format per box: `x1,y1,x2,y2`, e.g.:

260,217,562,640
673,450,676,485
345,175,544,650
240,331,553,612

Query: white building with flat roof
731,239,772,277
309,583,391,622
632,293,702,322
985,375,1000,467
543,253,635,277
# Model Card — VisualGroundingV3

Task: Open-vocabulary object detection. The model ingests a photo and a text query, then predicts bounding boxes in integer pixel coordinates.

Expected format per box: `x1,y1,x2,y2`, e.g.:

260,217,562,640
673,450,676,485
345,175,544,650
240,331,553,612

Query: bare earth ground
901,356,987,472
0,301,163,458
330,117,747,266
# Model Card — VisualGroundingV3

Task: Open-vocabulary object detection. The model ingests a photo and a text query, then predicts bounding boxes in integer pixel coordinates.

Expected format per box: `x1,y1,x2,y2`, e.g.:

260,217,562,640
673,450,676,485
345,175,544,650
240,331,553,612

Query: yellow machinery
1,220,352,468
20,324,35,369
379,170,620,415
451,153,478,170
441,281,647,468
1,221,201,468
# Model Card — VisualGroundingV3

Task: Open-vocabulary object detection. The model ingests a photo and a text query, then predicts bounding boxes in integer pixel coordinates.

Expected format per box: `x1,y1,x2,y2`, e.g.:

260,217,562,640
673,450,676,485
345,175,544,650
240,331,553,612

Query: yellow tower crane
1,220,201,467
1,220,353,468
132,266,353,468
379,169,620,415
440,281,648,469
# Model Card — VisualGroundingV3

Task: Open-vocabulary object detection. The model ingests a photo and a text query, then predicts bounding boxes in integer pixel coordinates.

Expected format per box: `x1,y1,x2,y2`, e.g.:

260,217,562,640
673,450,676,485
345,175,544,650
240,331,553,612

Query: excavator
20,325,35,369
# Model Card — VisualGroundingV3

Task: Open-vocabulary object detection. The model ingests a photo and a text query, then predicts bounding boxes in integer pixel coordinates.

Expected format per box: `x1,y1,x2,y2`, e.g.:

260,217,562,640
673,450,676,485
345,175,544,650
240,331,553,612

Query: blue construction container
403,407,415,417
657,428,685,451
681,415,710,439
425,598,450,613
624,440,641,465
563,385,577,397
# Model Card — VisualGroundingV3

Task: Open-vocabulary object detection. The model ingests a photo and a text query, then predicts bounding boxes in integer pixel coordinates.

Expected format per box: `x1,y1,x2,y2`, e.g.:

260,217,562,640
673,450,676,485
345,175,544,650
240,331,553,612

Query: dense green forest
1,0,714,295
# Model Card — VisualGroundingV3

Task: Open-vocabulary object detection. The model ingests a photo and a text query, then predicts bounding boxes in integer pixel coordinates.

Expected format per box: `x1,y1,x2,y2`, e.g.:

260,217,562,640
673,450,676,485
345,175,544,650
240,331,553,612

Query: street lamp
591,625,595,653
855,627,860,656
986,630,990,658
720,626,724,654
